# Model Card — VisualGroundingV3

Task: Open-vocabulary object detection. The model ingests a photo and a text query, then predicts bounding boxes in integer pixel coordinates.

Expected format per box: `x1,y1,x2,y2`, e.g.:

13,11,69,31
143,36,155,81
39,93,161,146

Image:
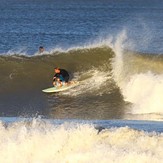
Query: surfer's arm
53,74,57,81
53,76,56,81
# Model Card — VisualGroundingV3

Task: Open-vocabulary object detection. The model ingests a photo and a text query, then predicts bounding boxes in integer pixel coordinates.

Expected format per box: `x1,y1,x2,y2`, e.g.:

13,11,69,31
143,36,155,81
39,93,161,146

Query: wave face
0,118,163,162
0,46,123,118
0,47,114,94
0,47,116,104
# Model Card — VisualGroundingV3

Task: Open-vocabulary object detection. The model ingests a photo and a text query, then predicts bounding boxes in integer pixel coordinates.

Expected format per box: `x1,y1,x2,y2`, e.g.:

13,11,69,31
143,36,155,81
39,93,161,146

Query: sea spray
112,30,163,115
61,69,112,96
111,30,128,88
123,72,163,114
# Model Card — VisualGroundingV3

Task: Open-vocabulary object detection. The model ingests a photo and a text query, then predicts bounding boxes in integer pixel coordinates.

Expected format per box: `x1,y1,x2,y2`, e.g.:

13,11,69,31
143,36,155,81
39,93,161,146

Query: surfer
53,67,70,87
39,46,45,53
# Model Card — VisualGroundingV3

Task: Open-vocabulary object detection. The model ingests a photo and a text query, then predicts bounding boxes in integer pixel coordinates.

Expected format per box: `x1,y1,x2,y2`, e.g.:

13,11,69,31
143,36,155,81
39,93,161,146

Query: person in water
53,67,70,87
39,46,45,53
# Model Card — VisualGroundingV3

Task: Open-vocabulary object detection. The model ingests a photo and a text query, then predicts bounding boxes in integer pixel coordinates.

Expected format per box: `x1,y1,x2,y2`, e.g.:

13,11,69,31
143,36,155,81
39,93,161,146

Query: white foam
0,120,163,163
123,72,163,114
33,37,114,57
61,69,112,96
111,29,163,116
5,48,28,56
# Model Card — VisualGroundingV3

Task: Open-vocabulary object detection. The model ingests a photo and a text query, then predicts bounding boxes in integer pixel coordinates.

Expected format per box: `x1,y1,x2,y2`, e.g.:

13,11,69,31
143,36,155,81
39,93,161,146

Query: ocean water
0,0,163,162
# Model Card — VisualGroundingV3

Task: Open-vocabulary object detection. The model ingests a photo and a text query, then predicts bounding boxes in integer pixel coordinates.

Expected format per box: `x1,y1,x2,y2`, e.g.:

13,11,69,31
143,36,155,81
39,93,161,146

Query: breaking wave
0,31,163,119
0,118,163,162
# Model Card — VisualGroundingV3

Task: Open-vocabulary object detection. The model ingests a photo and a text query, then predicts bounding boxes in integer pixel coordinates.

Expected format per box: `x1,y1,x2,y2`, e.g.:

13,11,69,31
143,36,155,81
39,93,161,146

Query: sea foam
0,119,163,163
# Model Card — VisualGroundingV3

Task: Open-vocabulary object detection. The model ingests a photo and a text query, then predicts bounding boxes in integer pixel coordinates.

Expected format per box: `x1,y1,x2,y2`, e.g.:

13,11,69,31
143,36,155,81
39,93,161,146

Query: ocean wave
0,46,114,94
109,31,163,117
0,35,163,119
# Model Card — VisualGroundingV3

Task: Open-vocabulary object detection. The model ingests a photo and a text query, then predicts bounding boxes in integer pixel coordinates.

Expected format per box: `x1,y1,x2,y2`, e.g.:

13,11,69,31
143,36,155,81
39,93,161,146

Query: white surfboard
42,82,79,93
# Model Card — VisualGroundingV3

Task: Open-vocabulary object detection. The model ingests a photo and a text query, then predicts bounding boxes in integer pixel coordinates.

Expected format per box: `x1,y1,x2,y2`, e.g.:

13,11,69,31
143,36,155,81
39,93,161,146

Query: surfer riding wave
53,67,70,87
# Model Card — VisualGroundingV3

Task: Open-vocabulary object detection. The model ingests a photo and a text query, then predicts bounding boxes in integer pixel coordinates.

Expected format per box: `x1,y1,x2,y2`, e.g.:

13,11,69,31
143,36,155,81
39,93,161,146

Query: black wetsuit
53,69,69,82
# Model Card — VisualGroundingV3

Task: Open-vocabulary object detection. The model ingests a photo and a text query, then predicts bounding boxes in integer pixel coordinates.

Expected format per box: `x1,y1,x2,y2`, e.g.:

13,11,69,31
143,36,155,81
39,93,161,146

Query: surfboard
42,82,79,93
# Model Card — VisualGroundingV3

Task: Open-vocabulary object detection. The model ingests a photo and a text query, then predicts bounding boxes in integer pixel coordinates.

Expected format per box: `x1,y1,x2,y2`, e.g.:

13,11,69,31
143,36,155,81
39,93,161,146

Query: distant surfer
39,46,45,53
53,67,70,87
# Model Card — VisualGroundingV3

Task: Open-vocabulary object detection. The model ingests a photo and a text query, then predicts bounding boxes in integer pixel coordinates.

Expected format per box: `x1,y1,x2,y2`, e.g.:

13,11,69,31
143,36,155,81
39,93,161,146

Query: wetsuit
53,69,69,82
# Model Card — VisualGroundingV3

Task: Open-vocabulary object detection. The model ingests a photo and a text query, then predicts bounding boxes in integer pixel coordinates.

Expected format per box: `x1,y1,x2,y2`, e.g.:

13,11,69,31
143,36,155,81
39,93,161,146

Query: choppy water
0,0,163,162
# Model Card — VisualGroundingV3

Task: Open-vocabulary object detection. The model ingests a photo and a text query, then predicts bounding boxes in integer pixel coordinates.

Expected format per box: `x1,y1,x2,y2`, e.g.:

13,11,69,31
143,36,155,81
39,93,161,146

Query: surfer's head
54,67,60,73
39,46,44,53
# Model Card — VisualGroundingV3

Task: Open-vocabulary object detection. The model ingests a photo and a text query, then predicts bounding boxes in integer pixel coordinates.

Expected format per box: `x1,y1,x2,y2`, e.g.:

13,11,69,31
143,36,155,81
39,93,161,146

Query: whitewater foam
0,119,163,163
112,30,163,116
123,72,163,114
61,69,112,96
